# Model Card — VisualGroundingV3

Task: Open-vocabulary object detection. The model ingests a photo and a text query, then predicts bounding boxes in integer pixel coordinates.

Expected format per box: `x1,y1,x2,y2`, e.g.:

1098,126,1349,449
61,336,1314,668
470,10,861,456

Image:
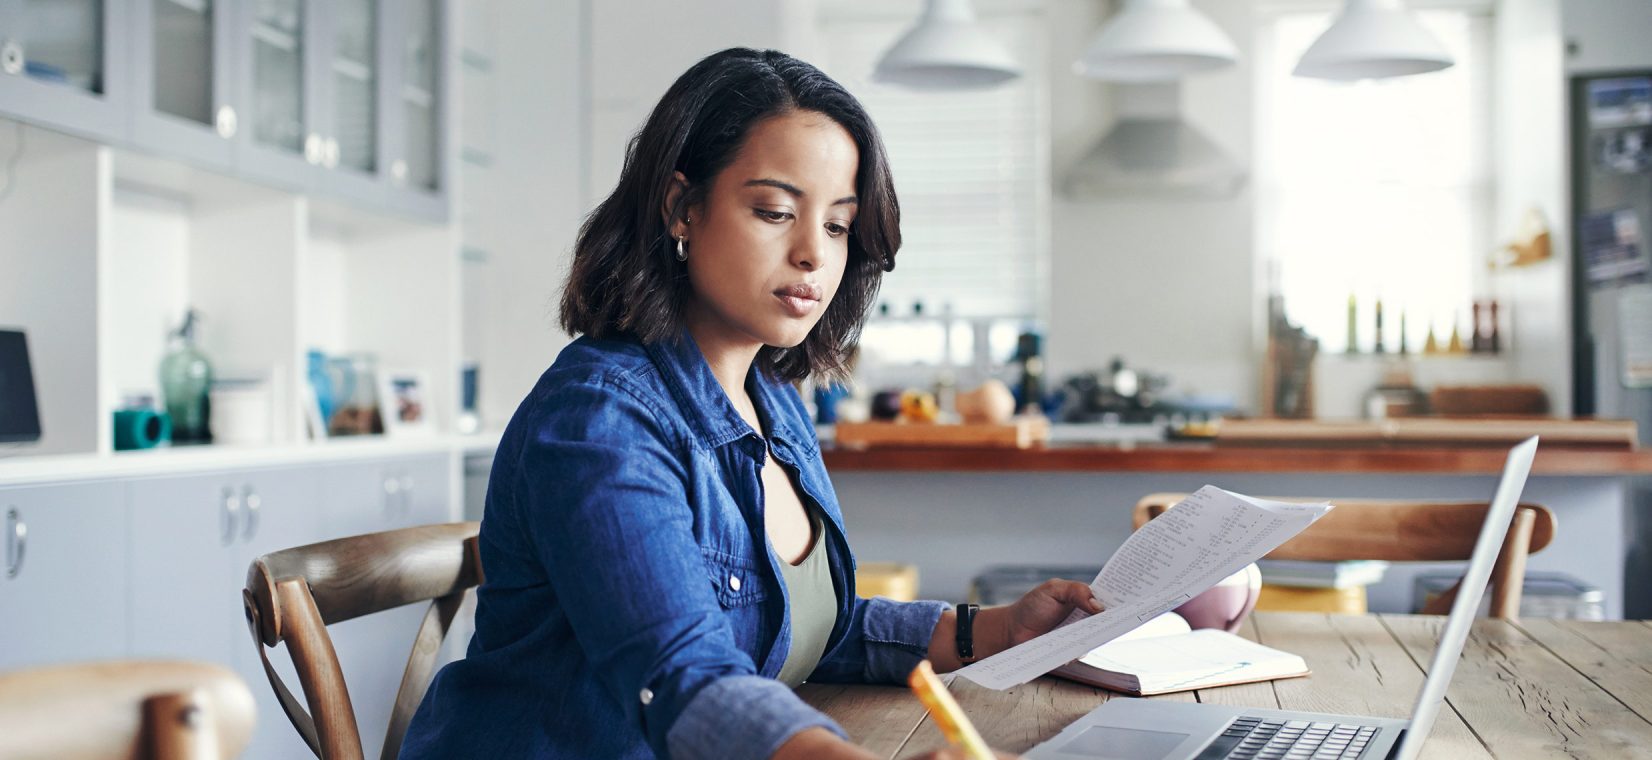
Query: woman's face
675,109,860,353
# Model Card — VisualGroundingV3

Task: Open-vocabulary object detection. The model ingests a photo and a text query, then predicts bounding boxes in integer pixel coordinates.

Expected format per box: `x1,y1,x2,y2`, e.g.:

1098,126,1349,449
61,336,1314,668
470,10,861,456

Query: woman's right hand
906,748,1022,760
770,728,1022,760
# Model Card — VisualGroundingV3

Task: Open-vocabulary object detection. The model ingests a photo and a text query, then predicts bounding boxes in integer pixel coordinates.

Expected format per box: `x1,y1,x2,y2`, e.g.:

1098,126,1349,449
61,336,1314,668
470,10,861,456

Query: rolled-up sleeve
810,595,948,685
667,675,845,759
520,374,843,759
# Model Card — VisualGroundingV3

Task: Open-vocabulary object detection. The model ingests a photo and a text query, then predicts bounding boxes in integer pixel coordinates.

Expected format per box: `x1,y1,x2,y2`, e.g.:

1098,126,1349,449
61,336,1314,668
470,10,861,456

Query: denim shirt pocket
700,546,768,607
699,546,772,666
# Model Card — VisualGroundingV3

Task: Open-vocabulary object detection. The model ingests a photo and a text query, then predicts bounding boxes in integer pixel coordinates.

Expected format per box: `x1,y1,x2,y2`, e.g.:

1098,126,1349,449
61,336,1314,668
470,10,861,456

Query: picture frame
377,369,435,438
301,381,328,441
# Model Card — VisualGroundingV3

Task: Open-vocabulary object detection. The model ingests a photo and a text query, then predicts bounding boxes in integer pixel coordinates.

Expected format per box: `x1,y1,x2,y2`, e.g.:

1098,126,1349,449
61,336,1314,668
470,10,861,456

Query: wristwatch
956,603,979,662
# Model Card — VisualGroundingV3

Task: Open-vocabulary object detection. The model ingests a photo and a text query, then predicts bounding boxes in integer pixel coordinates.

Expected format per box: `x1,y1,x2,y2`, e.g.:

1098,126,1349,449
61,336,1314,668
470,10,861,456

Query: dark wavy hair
558,47,900,383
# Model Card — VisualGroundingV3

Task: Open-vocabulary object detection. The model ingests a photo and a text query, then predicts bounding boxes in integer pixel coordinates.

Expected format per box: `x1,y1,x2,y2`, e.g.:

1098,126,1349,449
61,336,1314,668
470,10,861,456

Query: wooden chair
1133,494,1556,620
242,522,483,760
0,659,255,760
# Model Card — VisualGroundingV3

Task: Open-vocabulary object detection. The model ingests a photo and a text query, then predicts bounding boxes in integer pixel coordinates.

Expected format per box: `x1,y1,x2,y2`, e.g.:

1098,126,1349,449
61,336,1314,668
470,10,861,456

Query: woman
400,48,1101,760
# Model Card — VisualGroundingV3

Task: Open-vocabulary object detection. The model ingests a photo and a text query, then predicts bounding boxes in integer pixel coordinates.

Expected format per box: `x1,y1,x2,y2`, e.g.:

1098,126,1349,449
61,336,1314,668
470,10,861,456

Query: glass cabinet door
327,0,378,176
131,0,237,167
393,0,442,196
250,0,305,157
151,0,214,127
0,0,128,141
235,0,318,188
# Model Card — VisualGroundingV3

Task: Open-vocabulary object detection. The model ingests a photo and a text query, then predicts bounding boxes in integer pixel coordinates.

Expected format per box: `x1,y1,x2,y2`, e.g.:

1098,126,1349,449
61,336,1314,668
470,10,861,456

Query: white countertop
0,430,504,487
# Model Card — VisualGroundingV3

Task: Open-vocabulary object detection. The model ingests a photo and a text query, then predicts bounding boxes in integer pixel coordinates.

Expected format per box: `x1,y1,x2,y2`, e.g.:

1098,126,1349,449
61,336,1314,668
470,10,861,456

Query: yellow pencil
906,660,993,760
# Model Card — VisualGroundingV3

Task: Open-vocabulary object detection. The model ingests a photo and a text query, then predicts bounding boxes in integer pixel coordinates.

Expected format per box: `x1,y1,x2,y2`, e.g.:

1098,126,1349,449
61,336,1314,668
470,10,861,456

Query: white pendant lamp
1293,0,1453,81
874,0,1021,91
1073,0,1238,82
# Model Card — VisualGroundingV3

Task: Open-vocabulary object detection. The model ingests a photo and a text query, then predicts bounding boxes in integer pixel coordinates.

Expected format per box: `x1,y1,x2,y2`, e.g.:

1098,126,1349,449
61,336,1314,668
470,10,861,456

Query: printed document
956,486,1332,690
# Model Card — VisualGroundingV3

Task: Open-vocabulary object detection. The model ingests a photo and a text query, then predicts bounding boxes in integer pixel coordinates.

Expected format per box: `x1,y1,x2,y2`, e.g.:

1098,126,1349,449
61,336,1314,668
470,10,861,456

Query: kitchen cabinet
384,0,447,219
229,0,448,216
120,453,458,760
312,0,388,204
232,0,319,190
0,482,128,671
128,466,319,760
2,0,466,461
232,0,449,208
0,0,130,142
315,453,452,760
1,0,448,220
129,0,238,170
320,453,450,539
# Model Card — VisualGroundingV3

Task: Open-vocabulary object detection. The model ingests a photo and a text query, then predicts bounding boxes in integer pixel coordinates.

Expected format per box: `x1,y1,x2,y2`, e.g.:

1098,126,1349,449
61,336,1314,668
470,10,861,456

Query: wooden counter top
820,441,1652,475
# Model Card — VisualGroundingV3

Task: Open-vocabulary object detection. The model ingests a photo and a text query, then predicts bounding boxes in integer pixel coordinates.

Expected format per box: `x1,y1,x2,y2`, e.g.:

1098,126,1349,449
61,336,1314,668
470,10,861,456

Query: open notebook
1050,613,1309,697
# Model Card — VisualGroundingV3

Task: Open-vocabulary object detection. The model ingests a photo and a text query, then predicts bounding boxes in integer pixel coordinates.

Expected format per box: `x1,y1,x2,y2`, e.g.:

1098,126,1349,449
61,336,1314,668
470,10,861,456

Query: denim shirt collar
642,330,813,457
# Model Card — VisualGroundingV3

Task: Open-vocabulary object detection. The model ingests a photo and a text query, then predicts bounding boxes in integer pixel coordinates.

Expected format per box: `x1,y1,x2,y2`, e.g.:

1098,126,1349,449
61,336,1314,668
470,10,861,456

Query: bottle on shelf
933,368,958,422
1488,300,1502,354
1471,301,1486,353
1013,331,1044,416
1373,297,1385,354
159,308,214,444
1344,291,1359,354
1397,309,1409,355
1447,314,1466,354
1423,317,1441,355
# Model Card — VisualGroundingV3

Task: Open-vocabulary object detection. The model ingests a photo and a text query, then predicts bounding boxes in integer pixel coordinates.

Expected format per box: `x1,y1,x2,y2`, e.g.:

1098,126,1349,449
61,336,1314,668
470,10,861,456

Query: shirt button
728,574,742,591
639,688,653,705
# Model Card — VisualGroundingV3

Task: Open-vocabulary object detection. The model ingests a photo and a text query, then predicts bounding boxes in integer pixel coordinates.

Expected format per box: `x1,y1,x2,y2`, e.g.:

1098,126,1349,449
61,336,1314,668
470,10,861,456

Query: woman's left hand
1001,579,1104,647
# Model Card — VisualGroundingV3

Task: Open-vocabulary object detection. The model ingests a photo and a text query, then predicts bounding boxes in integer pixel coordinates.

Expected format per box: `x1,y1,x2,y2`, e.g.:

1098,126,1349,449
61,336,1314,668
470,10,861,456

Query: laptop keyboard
1195,716,1380,760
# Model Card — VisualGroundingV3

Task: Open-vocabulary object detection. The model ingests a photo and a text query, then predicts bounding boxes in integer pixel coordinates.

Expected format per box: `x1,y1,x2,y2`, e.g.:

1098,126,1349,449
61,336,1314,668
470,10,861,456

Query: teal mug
114,408,172,450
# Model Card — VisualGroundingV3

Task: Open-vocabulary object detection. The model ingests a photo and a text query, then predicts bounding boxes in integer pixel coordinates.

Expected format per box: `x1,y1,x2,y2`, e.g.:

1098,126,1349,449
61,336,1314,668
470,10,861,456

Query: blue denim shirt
399,332,948,759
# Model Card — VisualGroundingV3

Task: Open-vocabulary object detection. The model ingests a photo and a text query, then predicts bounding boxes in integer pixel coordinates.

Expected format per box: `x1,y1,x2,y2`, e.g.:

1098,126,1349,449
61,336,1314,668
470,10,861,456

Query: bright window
1256,7,1493,354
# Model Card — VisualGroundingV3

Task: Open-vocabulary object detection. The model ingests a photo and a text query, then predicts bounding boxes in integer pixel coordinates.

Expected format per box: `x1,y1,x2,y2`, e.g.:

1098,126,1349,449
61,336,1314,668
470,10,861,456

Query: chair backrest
1132,494,1556,620
0,659,255,760
242,521,483,760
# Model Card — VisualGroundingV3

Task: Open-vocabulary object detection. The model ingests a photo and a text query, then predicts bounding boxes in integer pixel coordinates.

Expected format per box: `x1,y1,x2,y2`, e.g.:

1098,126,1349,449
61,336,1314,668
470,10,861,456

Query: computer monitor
0,329,42,444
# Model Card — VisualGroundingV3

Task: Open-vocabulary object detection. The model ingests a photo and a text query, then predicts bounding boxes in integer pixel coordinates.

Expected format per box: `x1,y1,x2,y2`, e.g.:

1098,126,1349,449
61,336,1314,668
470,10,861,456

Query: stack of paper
1257,559,1389,589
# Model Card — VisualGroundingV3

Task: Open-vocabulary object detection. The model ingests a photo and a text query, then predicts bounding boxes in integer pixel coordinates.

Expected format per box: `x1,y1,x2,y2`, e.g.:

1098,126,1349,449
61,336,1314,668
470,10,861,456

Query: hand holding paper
956,486,1332,690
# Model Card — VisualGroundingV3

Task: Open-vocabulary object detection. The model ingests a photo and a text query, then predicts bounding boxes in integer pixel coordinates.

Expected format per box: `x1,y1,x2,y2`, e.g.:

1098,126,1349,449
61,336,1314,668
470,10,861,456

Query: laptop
0,329,42,444
1027,436,1540,760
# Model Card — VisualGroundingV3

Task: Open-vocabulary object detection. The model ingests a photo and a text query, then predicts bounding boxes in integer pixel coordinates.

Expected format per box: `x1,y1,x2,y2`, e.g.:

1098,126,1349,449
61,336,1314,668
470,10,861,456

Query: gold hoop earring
675,236,687,262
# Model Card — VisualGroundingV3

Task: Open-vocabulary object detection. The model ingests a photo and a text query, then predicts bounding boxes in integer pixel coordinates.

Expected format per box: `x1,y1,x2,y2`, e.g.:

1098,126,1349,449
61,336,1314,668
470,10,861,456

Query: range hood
1062,82,1246,199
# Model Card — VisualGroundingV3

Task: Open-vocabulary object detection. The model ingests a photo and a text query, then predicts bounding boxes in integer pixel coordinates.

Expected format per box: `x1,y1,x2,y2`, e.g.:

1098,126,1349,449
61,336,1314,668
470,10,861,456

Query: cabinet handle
5,508,25,579
241,485,261,542
384,474,401,515
215,105,238,139
304,133,324,165
220,487,241,546
323,137,340,169
1,41,22,76
400,475,415,515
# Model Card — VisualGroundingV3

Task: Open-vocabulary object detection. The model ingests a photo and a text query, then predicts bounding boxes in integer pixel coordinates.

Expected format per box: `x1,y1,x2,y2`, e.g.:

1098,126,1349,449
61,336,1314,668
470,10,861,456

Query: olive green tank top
773,508,839,688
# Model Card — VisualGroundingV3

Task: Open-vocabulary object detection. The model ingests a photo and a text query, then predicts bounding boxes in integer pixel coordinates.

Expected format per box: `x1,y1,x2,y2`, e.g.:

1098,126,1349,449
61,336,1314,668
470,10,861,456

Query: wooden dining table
798,612,1652,759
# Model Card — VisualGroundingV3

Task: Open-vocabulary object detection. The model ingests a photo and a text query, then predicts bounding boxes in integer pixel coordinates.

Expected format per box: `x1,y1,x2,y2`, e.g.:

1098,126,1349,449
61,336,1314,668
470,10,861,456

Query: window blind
820,5,1050,321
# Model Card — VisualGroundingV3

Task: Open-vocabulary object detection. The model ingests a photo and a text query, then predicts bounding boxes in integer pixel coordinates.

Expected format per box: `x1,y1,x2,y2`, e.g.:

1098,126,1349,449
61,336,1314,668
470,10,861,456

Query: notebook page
1075,629,1306,692
956,486,1330,690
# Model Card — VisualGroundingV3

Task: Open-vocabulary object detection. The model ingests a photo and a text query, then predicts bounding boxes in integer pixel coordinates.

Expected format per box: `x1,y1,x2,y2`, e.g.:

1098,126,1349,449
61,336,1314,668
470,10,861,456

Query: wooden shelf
820,442,1652,476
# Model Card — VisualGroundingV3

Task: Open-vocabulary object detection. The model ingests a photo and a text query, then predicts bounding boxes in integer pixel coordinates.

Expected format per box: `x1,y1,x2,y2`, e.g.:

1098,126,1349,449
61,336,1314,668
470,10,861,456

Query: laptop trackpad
1055,725,1190,759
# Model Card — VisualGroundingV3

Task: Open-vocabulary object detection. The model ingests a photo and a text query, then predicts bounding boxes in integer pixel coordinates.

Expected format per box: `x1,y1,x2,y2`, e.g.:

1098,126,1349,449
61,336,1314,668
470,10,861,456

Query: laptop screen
0,329,42,444
1391,436,1538,760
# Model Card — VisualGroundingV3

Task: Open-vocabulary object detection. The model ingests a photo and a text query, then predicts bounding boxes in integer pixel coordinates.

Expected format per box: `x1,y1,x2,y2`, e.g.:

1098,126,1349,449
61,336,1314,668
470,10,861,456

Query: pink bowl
1174,563,1262,633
